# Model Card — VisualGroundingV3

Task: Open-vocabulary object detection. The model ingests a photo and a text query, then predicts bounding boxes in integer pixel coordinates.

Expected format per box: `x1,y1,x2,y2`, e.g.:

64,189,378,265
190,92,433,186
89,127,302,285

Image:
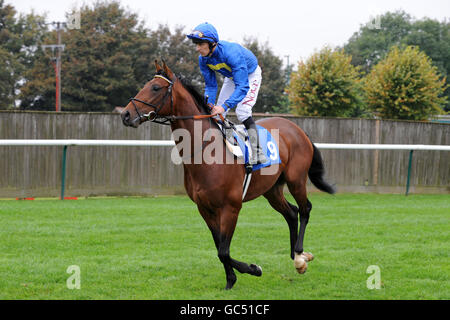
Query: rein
129,74,218,126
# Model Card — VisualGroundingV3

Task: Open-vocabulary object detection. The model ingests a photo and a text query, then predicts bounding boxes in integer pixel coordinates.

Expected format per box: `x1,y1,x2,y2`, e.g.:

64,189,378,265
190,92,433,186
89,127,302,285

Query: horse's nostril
121,110,130,122
121,110,133,126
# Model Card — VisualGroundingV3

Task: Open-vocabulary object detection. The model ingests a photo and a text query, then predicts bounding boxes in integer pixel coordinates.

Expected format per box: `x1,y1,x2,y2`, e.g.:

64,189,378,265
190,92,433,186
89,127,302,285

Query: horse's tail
308,142,336,194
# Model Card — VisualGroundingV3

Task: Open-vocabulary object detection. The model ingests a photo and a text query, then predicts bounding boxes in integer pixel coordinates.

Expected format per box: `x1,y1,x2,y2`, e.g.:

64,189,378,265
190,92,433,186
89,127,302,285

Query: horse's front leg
199,204,262,290
198,204,237,289
216,205,263,289
217,231,238,290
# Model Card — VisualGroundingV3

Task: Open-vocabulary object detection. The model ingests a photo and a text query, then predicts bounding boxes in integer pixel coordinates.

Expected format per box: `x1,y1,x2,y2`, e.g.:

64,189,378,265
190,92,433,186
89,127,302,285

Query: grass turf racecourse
0,193,448,300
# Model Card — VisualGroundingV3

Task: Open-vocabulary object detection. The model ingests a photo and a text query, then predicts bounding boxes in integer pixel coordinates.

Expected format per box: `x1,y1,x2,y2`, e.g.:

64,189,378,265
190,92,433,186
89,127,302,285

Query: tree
150,24,203,87
287,46,365,117
364,46,447,120
404,18,450,111
344,11,413,74
242,38,287,113
344,11,450,111
19,1,153,111
6,1,293,113
0,0,46,109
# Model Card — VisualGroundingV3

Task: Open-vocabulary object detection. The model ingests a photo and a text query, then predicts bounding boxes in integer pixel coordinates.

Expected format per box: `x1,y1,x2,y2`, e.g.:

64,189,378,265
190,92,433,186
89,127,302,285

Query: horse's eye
152,85,161,91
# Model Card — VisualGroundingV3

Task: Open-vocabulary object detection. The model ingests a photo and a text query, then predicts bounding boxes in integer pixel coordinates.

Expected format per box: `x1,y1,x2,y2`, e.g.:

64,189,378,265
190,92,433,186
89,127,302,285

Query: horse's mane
156,70,210,115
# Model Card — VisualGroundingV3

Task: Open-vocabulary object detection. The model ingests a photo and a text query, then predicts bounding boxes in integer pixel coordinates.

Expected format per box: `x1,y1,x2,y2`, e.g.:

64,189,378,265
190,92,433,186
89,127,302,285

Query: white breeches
217,65,262,123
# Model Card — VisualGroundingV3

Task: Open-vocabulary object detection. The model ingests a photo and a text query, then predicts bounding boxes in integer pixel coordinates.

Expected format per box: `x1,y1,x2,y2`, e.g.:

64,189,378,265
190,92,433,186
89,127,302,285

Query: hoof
300,252,314,262
294,253,308,274
225,276,237,290
250,264,262,277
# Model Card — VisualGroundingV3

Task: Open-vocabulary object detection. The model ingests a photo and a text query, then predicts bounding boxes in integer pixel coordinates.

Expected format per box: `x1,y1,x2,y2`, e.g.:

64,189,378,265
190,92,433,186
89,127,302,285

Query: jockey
187,22,268,165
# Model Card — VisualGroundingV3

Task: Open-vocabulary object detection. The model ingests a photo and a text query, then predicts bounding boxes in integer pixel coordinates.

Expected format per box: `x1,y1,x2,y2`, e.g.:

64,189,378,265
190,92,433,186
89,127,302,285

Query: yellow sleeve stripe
207,63,232,72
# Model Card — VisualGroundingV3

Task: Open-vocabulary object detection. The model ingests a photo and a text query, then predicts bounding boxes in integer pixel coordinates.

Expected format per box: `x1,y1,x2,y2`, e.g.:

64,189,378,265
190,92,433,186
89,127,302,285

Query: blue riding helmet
186,22,219,44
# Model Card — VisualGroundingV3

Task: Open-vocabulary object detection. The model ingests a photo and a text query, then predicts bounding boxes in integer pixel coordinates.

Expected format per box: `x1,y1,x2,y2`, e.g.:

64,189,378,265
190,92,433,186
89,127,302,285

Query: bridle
129,74,175,125
129,74,219,126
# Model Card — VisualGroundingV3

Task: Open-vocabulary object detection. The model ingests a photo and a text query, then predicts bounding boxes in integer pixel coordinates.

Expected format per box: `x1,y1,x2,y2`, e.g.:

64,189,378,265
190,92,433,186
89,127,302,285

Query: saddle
215,118,249,159
215,117,280,166
214,117,281,200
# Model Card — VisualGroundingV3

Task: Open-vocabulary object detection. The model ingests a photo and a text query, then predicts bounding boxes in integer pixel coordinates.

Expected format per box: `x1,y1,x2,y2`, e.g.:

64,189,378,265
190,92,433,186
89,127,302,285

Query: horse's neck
170,89,216,166
169,89,240,193
170,90,207,132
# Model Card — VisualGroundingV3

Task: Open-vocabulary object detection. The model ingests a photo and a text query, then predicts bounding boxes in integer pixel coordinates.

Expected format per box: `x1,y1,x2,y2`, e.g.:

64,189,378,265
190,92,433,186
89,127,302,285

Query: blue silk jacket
198,40,258,110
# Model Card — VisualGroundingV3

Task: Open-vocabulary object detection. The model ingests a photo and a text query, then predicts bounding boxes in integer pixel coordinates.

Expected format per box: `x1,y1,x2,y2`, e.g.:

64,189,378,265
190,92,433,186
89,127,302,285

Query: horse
120,61,335,290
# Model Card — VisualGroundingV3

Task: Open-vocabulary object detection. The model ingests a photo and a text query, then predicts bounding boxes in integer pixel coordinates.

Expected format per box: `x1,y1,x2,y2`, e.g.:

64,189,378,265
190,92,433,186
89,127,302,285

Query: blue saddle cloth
232,125,281,171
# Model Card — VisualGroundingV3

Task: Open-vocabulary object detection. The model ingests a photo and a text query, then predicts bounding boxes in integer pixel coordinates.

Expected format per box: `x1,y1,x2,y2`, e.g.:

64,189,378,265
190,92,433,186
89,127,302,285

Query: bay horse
121,61,335,289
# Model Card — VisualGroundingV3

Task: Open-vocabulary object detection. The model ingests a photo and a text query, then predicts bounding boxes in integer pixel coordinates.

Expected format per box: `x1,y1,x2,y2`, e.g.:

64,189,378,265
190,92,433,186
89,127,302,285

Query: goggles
187,30,216,43
189,30,204,38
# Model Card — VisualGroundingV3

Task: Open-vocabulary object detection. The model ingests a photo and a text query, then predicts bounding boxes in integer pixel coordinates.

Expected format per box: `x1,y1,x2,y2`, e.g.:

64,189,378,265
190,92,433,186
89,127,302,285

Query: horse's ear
162,60,174,80
154,60,163,73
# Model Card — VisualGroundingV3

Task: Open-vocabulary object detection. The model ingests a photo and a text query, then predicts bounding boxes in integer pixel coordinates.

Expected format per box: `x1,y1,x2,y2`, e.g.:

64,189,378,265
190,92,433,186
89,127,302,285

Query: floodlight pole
56,22,62,112
42,21,65,112
284,55,291,84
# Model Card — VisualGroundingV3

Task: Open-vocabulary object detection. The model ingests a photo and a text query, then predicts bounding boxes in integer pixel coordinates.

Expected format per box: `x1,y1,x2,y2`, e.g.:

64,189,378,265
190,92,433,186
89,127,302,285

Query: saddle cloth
217,121,281,171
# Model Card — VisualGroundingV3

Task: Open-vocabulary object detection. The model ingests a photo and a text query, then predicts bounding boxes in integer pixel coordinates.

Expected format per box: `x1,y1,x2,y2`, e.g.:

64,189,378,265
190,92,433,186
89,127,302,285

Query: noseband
129,74,174,125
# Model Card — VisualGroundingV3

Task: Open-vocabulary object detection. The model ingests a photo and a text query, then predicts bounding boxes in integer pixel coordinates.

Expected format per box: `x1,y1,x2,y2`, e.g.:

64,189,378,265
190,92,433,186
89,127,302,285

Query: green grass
0,194,448,300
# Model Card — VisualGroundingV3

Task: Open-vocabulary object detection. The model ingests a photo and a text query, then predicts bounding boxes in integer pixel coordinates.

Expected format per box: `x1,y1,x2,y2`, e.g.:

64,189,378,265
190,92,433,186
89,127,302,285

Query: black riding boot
243,117,268,165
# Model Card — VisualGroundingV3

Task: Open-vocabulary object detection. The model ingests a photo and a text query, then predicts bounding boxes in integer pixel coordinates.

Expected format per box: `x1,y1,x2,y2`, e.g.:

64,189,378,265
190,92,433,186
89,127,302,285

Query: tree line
288,11,449,120
0,1,448,120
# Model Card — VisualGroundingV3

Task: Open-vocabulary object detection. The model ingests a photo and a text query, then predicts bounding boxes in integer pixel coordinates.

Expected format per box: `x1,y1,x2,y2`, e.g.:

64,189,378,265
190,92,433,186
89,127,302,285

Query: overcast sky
8,0,450,67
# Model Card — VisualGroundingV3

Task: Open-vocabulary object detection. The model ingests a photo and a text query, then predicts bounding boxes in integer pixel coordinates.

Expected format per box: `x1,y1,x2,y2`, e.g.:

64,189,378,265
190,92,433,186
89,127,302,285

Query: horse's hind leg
263,184,299,260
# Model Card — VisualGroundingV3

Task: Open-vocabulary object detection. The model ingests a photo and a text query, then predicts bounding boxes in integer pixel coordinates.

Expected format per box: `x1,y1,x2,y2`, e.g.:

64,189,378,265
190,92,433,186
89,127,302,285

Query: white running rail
0,139,449,151
1,140,448,198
